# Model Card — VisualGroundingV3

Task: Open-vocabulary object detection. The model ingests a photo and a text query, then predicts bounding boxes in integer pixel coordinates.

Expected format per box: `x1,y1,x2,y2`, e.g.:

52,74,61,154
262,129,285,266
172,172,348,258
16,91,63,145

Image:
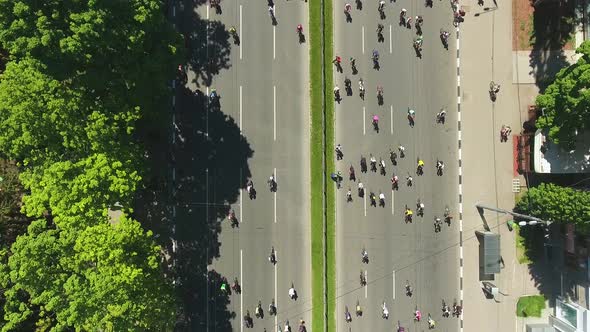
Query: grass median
309,0,335,330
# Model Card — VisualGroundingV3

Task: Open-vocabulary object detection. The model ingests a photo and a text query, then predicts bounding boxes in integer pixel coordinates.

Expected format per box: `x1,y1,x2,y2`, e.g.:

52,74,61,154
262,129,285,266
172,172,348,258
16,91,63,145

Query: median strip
310,0,335,330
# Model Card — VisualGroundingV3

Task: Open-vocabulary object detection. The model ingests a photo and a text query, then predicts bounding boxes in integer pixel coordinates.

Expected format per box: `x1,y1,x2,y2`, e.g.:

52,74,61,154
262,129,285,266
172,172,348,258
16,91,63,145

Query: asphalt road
172,0,312,331
334,0,462,331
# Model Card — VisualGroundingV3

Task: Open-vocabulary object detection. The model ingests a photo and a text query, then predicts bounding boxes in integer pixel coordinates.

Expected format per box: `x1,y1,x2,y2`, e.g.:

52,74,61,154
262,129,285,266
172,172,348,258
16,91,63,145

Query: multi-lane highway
172,0,312,331
334,0,461,330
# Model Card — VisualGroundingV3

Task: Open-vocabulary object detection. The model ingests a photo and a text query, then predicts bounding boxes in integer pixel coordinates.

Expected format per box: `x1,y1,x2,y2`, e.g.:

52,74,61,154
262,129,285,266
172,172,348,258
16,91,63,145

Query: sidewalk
458,0,549,330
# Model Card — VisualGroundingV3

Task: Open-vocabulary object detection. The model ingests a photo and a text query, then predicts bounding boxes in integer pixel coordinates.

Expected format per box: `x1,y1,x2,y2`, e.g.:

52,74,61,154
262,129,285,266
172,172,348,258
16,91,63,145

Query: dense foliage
515,183,590,229
1,218,176,331
0,0,183,330
536,41,590,149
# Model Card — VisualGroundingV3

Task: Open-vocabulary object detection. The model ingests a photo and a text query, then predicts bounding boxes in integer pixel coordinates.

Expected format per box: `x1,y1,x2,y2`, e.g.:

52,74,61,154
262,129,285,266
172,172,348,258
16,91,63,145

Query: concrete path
459,0,538,331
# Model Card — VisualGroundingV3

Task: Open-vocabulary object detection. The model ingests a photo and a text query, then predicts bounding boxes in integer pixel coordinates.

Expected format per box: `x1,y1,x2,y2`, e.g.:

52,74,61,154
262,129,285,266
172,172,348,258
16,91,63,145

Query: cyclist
359,78,365,99
377,23,384,35
372,49,379,61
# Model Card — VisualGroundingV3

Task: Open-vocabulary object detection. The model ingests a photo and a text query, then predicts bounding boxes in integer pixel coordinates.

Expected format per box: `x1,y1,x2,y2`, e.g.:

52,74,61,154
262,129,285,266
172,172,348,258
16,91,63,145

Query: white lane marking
456,24,464,332
206,87,210,137
206,4,209,19
172,95,176,107
274,250,278,329
392,270,396,299
240,249,243,332
172,113,176,145
391,190,394,215
364,194,367,216
274,86,277,141
390,105,393,134
240,184,243,223
239,5,243,60
362,26,365,54
273,26,276,59
274,167,277,223
172,80,176,89
389,25,392,53
365,270,368,298
239,86,243,131
173,5,176,17
363,106,366,136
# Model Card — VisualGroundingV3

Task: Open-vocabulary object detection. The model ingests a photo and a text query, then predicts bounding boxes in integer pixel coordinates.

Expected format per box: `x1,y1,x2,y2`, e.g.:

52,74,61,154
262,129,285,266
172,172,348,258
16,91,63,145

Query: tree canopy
1,217,176,331
0,0,183,329
515,183,590,230
0,0,183,114
536,41,590,149
19,153,141,230
0,58,140,167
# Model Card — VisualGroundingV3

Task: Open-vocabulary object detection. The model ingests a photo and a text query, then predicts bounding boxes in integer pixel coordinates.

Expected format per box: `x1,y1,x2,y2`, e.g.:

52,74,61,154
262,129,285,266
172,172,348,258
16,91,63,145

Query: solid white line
206,4,209,19
364,195,367,216
389,25,392,53
274,86,277,141
362,26,365,54
240,5,243,60
363,107,366,135
239,86,243,131
240,190,243,224
391,190,394,215
172,113,176,145
392,270,396,299
273,26,276,60
365,270,368,298
274,250,278,328
390,105,393,134
240,249,243,332
274,167,277,223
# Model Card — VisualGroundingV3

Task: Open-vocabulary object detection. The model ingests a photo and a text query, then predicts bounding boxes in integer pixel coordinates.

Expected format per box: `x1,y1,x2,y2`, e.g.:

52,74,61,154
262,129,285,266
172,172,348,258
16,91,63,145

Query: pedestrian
333,56,343,73
336,144,343,160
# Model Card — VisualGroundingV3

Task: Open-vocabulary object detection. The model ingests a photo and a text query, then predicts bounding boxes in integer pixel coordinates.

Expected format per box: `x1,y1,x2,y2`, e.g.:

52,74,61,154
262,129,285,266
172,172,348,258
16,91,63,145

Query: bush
517,295,546,317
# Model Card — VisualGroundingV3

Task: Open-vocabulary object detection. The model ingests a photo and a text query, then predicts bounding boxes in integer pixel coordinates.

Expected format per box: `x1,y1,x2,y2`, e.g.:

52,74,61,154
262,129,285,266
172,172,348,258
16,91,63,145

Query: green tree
19,153,141,230
515,183,590,229
536,41,590,149
0,58,141,167
0,160,30,246
1,217,176,331
0,0,183,116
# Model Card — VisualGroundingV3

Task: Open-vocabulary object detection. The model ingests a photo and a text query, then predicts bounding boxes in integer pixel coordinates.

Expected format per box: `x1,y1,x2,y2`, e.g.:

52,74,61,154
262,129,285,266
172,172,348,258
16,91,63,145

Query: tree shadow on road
135,84,253,329
176,0,232,88
528,0,578,92
135,0,253,329
173,84,254,330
